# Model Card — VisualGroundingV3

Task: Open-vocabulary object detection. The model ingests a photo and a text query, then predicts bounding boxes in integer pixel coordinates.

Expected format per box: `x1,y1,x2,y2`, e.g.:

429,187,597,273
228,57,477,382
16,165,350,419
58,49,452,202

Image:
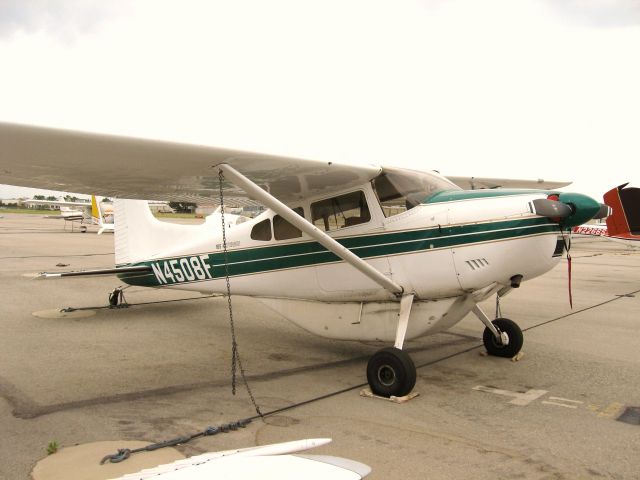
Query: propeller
529,192,602,227
594,203,612,220
529,198,574,220
529,192,606,310
530,195,576,307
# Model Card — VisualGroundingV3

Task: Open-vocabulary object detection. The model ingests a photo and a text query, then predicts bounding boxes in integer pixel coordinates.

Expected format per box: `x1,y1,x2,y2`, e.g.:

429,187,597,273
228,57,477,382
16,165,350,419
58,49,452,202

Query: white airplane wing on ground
112,439,371,480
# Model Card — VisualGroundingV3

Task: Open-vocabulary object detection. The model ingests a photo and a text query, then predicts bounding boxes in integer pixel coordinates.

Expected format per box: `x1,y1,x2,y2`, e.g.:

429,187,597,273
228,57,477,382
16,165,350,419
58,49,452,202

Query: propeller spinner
529,193,602,227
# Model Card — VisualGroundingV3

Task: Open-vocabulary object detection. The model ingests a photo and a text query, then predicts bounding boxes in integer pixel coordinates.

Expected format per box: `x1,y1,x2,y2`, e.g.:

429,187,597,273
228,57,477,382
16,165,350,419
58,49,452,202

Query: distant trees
32,195,61,201
0,198,20,208
168,201,197,213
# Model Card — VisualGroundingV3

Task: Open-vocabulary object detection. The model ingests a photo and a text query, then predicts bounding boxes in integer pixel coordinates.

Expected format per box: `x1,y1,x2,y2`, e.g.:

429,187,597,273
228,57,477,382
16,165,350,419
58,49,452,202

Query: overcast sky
1,0,639,200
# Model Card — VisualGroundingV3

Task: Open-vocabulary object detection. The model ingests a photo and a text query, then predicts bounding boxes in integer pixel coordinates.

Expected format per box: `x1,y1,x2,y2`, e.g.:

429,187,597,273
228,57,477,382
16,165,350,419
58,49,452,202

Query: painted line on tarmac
472,385,548,406
542,401,579,409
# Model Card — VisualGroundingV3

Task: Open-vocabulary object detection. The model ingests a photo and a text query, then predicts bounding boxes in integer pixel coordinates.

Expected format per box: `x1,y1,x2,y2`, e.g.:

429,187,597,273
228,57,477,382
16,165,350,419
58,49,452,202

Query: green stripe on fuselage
117,217,559,287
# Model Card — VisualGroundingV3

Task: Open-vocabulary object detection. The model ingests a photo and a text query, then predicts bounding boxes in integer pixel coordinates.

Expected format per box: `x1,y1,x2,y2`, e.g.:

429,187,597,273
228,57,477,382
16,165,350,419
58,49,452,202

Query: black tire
366,347,416,397
483,318,523,358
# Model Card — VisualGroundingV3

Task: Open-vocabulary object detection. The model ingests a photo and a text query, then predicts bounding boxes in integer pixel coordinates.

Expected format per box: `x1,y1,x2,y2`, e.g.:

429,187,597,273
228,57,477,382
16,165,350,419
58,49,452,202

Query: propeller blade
594,203,612,220
529,198,573,219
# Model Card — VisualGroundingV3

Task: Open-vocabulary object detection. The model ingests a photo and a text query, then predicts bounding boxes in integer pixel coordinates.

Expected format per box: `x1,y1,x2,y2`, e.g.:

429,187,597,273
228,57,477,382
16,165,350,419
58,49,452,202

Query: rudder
604,184,640,237
114,200,206,265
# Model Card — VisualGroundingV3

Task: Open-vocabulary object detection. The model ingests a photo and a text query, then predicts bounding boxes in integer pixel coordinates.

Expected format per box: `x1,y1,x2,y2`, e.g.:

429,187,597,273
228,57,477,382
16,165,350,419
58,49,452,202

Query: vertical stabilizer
91,195,101,224
92,195,113,234
604,184,640,237
114,200,208,265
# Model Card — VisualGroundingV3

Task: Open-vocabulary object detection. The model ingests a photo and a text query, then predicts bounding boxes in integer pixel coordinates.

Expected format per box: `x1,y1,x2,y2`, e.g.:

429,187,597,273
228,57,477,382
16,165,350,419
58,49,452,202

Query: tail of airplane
603,184,640,238
91,195,115,234
114,199,209,265
91,195,101,224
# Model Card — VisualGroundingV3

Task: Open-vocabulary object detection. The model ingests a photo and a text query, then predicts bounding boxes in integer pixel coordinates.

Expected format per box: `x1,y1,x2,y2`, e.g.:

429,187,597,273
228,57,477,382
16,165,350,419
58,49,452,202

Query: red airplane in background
572,183,640,247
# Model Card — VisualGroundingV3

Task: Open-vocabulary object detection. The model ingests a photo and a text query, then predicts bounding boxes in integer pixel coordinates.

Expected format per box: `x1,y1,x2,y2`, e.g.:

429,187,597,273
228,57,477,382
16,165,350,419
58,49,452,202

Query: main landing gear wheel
483,318,523,358
366,347,416,398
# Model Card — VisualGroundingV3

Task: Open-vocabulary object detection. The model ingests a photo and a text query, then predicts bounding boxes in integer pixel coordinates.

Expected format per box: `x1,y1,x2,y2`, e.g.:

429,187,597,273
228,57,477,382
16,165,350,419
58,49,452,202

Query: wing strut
217,164,404,296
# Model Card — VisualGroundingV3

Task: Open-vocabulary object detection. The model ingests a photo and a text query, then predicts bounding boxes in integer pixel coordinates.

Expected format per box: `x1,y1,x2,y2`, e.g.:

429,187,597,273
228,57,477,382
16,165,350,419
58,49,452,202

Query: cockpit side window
250,218,272,241
311,191,370,231
372,168,458,217
273,207,305,240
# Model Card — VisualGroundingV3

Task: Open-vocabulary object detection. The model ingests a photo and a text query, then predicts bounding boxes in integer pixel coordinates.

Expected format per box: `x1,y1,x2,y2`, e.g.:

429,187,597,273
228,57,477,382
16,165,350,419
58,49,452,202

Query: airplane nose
529,192,602,228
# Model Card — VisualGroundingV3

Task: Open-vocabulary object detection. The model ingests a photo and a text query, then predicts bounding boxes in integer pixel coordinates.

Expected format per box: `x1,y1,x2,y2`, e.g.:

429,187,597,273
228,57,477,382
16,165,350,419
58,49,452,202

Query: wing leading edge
0,122,380,205
0,122,569,203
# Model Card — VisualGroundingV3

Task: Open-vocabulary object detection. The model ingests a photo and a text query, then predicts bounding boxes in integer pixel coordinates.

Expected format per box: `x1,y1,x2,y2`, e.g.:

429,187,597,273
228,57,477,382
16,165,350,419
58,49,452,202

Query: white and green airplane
0,122,606,398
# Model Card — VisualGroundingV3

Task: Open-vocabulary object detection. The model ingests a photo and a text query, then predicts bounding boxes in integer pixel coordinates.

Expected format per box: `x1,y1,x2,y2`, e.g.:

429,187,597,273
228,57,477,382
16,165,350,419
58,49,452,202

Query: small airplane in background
24,195,114,234
572,183,639,248
56,206,86,222
0,122,609,398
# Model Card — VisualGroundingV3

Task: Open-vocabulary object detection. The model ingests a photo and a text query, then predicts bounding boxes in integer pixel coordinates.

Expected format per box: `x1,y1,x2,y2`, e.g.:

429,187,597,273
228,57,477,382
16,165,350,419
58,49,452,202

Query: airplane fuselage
0,121,604,398
117,186,567,342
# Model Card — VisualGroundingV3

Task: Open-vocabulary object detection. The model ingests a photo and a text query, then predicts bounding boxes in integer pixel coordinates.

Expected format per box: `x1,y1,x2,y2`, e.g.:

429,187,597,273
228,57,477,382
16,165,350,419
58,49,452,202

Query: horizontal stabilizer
39,265,151,278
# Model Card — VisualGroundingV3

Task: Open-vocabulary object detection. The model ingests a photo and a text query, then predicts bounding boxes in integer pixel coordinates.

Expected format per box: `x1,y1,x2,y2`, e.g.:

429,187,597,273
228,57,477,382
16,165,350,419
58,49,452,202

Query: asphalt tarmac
1,213,639,479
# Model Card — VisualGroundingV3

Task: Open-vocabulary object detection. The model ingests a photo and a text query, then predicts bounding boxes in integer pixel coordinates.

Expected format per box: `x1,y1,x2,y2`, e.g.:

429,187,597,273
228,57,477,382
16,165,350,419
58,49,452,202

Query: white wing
112,438,371,480
1,122,570,204
0,122,380,205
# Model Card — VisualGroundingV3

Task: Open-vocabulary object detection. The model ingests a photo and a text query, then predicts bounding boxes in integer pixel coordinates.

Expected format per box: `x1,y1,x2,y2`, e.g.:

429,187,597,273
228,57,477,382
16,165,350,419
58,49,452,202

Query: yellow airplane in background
24,195,114,234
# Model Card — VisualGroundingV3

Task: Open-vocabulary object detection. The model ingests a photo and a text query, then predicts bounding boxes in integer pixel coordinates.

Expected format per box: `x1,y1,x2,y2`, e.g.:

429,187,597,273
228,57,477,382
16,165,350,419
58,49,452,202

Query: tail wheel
483,318,523,358
366,347,416,397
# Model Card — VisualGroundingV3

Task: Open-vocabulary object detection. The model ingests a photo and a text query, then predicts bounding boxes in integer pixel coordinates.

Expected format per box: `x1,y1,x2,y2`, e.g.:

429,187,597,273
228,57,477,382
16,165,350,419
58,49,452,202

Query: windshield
372,167,459,217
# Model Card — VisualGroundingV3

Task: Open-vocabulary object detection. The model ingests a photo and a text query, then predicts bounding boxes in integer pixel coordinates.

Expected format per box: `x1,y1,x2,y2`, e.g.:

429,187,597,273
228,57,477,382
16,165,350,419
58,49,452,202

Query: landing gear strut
366,294,417,397
108,287,128,308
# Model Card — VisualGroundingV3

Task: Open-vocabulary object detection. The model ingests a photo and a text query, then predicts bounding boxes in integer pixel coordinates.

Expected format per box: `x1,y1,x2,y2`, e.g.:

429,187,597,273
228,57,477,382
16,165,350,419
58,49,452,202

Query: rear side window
250,219,272,241
311,191,370,231
273,207,304,240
